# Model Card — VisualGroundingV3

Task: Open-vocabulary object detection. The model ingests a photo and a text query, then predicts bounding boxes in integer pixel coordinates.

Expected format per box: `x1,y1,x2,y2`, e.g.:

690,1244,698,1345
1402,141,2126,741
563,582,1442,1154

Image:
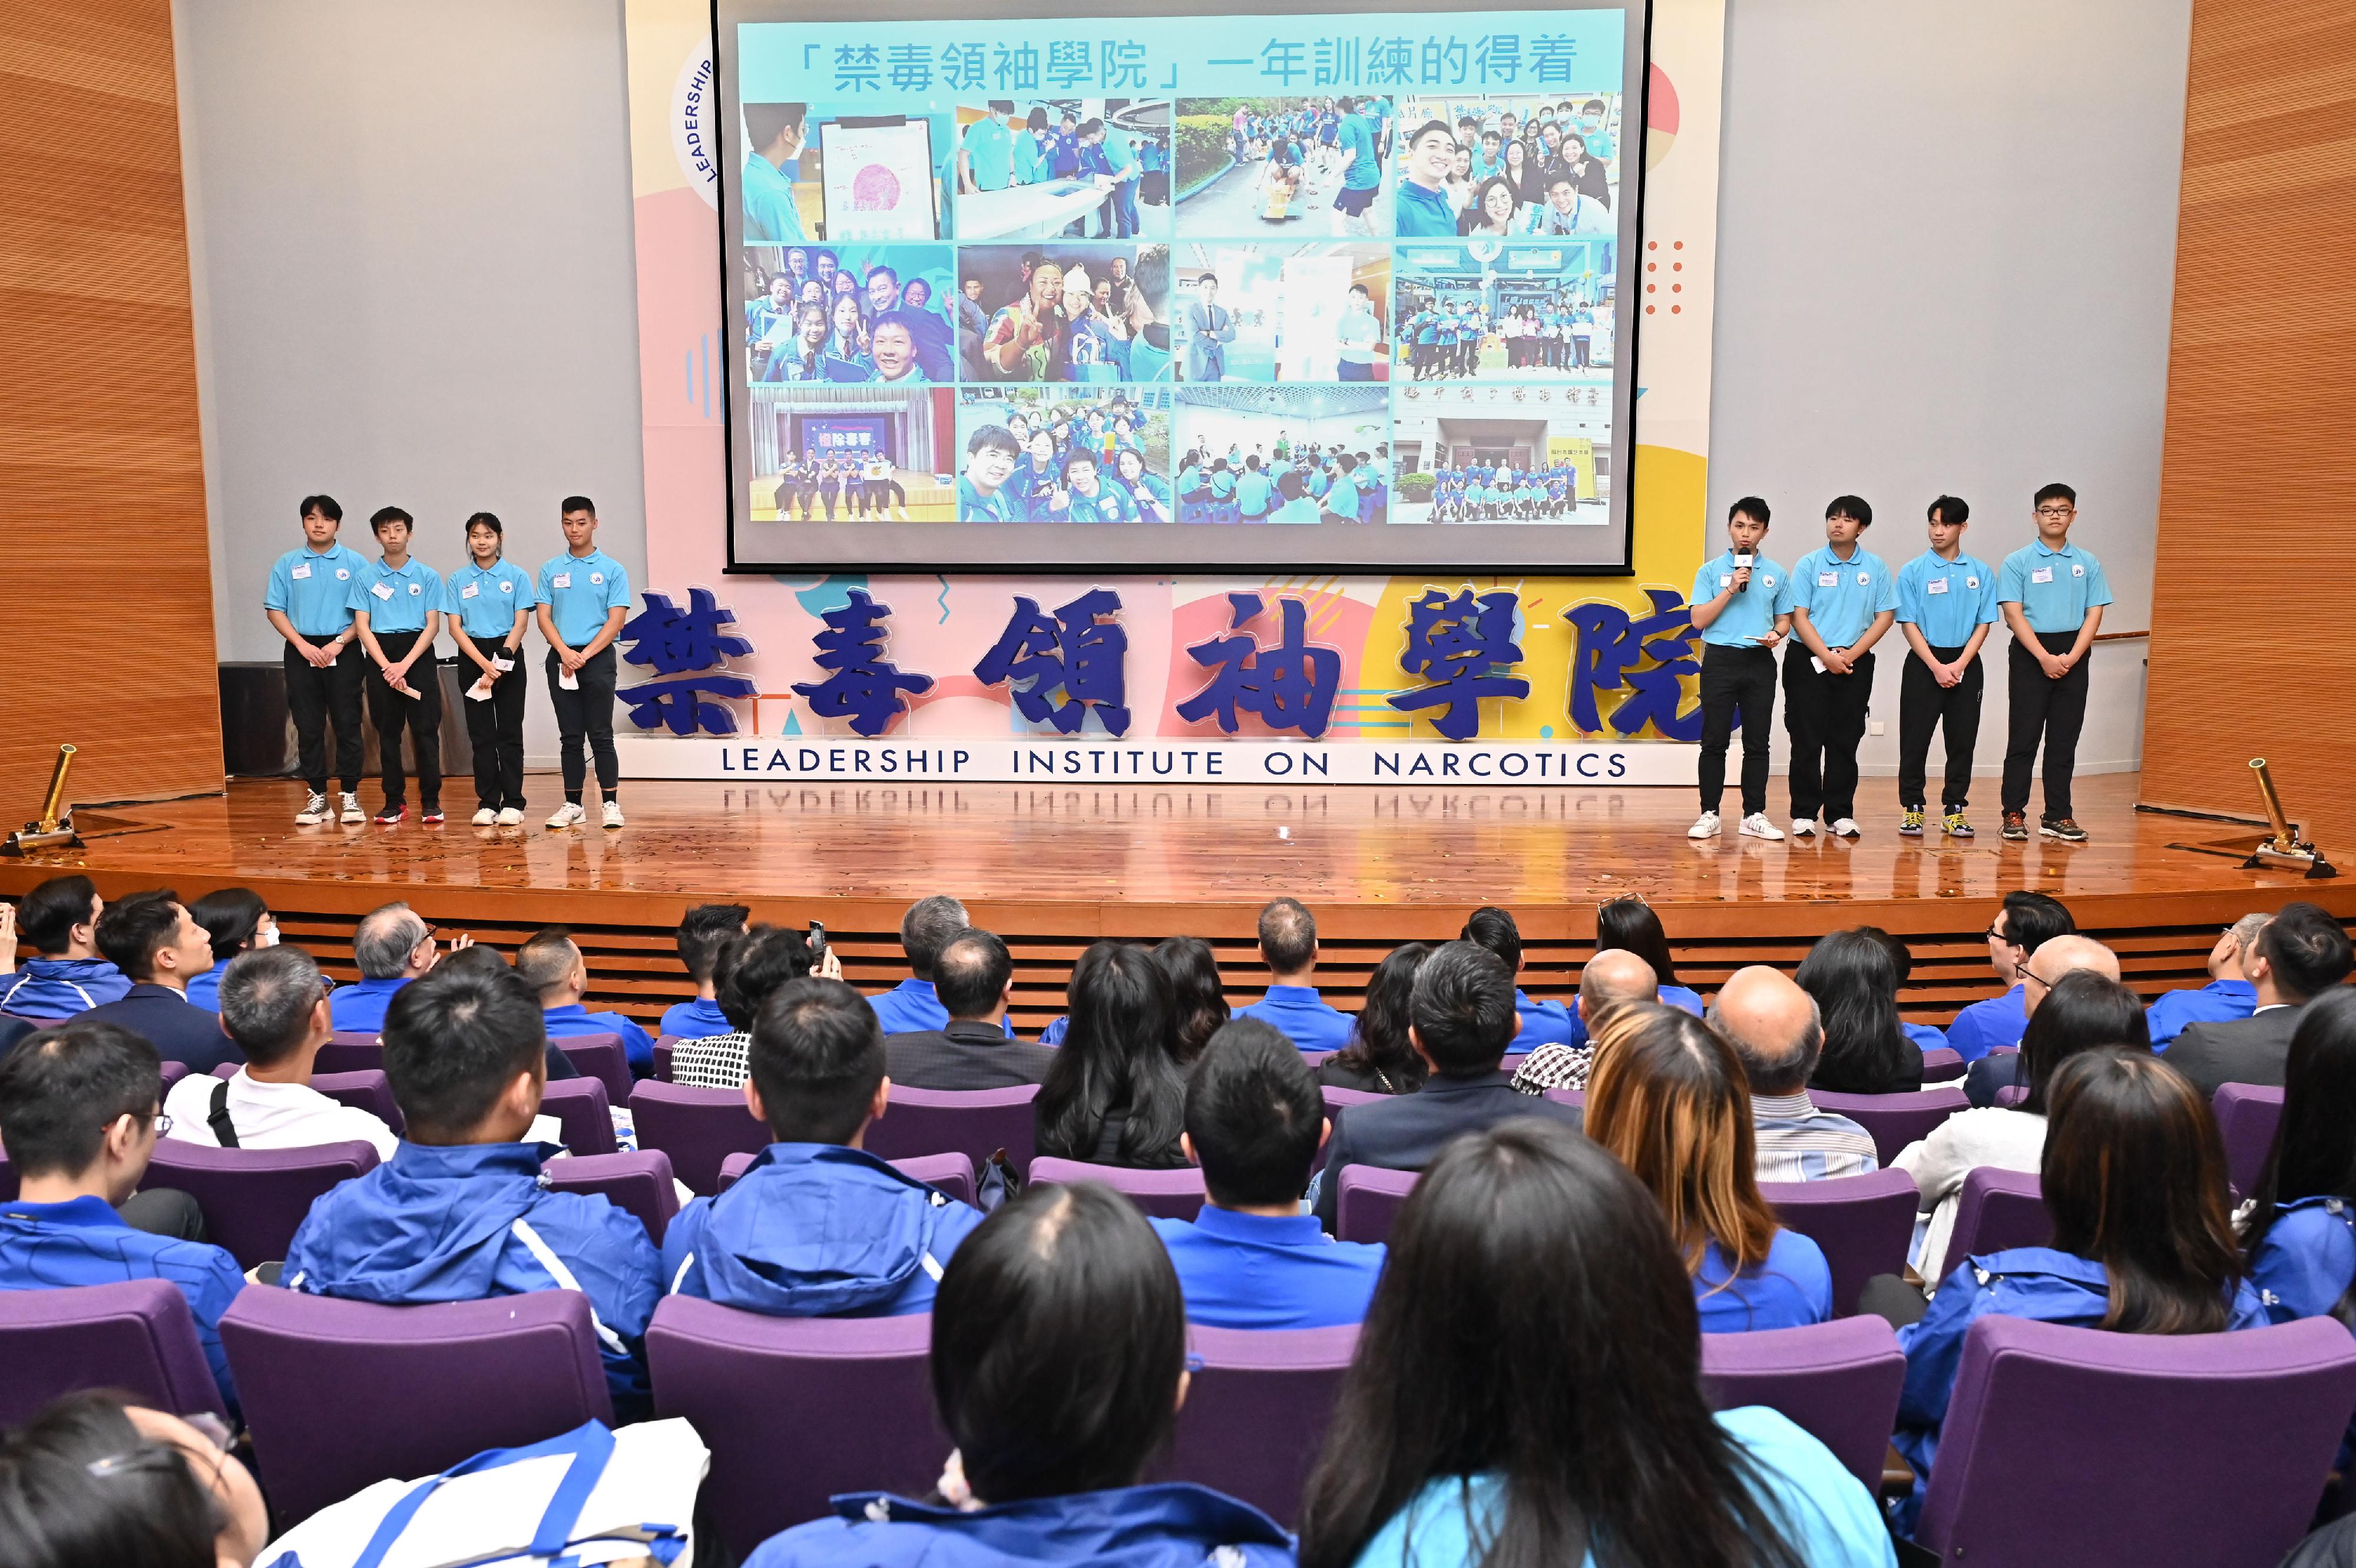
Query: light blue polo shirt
1691,550,1791,649
1895,550,2000,648
442,560,534,641
962,115,1014,191
263,542,369,639
348,556,443,636
1998,539,2112,634
741,152,806,244
535,548,633,647
1789,544,1898,649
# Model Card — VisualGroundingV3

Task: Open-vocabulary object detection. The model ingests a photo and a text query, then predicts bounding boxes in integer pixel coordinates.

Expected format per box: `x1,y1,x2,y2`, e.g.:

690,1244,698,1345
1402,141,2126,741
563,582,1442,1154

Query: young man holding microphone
1687,497,1791,842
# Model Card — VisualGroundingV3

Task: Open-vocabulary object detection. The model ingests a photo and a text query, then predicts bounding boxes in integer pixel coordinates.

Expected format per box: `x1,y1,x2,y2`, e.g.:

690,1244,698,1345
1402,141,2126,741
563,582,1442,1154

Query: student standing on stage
349,507,445,826
1781,497,1896,840
264,495,369,827
1998,483,2110,842
535,496,632,831
443,511,534,826
1894,495,1999,839
1686,497,1790,843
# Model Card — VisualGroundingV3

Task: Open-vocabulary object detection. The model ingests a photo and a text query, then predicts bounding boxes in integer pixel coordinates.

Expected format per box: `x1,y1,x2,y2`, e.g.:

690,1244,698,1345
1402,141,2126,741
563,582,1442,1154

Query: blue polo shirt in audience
327,976,411,1034
1693,1230,1834,1334
869,979,1014,1038
0,1195,246,1414
1508,991,1577,1053
1904,1021,1949,1054
544,1003,656,1076
1235,985,1355,1053
1150,1206,1385,1329
2146,978,2256,1050
659,997,731,1041
0,958,131,1020
1944,983,2026,1063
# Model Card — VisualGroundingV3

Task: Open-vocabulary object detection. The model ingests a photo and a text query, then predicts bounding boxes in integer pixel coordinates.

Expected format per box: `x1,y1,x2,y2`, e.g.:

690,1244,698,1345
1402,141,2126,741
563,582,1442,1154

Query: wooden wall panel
0,1,221,806
2142,0,2356,852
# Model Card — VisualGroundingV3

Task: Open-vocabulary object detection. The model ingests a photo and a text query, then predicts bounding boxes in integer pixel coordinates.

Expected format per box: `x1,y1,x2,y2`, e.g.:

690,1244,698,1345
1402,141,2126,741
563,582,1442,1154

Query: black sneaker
2040,816,2088,842
2001,811,2029,841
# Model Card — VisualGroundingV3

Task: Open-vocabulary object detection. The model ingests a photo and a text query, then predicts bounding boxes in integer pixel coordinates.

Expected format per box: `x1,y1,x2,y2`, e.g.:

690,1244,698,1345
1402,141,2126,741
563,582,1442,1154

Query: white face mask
256,921,280,948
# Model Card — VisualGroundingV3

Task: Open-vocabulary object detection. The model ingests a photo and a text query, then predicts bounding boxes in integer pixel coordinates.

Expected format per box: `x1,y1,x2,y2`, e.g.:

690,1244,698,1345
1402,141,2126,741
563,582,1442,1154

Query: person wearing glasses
1945,890,2076,1063
1960,935,2123,1107
0,1021,250,1414
163,947,399,1159
1996,482,2112,842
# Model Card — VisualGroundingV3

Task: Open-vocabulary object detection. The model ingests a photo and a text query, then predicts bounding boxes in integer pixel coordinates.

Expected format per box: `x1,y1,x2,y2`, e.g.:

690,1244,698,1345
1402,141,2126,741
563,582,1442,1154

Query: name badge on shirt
461,583,479,599
1719,574,1733,588
553,574,573,589
1926,577,1949,596
2031,567,2055,584
291,564,312,580
1818,572,1839,587
371,582,395,601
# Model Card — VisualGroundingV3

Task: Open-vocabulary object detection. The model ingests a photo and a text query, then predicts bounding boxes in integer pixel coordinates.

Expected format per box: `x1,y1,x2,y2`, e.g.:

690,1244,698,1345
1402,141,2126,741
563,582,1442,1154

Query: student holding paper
350,506,445,826
444,511,534,826
535,497,633,831
1783,495,1897,841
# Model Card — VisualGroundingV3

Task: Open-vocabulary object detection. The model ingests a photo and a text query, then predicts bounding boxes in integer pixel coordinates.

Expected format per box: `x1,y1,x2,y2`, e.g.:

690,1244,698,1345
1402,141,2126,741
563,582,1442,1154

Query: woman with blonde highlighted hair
1586,1003,1835,1331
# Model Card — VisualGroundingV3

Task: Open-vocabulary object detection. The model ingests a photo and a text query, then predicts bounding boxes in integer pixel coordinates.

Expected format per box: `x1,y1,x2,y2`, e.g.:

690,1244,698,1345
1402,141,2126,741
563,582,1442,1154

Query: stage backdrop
621,0,1725,785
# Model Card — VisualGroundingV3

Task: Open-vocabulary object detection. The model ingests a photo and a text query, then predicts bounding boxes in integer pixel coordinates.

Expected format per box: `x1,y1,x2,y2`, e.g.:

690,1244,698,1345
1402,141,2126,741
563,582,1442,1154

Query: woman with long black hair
1035,941,1188,1167
1296,1120,1891,1568
1794,928,1922,1093
1151,935,1229,1066
1319,942,1431,1096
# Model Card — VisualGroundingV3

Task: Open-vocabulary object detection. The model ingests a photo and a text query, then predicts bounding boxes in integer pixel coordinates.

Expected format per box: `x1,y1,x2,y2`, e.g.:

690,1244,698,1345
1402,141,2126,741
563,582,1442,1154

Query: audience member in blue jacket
660,902,749,1041
1150,1020,1384,1329
1294,1120,1895,1568
745,1182,1292,1568
74,892,240,1074
1234,897,1355,1052
325,902,447,1034
869,894,1012,1037
1458,905,1579,1053
517,927,656,1076
1587,1006,1834,1332
1946,890,2075,1062
1890,1050,2268,1532
663,976,985,1317
183,886,278,1014
0,1022,247,1414
283,962,661,1416
0,876,130,1020
2149,913,2266,1049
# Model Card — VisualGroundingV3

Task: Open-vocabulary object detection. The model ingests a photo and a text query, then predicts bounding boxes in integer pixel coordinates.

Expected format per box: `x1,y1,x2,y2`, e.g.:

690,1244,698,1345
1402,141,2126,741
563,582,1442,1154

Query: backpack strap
207,1079,240,1149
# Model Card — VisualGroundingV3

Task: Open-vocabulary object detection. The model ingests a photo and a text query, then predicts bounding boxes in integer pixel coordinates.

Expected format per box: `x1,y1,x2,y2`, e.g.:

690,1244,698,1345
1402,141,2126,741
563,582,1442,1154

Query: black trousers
548,644,620,800
283,639,365,795
463,651,530,811
2003,629,2092,819
1696,643,1776,816
1783,648,1876,822
364,630,442,809
1898,645,1984,811
118,1187,206,1242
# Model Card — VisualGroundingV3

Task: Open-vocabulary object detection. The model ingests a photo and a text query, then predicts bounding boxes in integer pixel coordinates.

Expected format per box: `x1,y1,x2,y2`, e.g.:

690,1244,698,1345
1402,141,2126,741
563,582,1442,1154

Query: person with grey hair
870,894,1014,1037
1709,965,1878,1182
327,902,466,1034
163,946,396,1158
2146,911,2268,1048
1508,948,1658,1094
1236,897,1355,1053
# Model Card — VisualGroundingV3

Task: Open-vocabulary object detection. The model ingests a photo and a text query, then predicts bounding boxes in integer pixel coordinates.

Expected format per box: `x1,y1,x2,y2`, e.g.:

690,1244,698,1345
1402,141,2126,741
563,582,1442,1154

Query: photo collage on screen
738,52,1624,529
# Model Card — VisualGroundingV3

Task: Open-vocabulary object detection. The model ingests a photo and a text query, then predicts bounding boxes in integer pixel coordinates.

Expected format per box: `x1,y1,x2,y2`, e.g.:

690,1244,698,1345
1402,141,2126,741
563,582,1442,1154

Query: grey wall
1710,0,2191,779
176,0,648,765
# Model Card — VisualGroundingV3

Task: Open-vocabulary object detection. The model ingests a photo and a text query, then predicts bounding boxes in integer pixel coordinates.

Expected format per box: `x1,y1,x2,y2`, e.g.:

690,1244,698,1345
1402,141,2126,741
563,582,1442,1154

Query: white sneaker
546,802,586,829
495,807,524,827
1831,817,1862,839
339,792,366,825
1739,813,1786,841
601,800,625,829
471,807,497,826
1687,811,1722,839
1790,817,1818,838
295,791,330,826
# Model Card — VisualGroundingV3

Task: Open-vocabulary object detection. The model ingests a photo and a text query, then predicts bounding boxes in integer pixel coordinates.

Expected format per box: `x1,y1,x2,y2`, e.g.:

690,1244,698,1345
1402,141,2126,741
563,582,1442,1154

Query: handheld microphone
1733,552,1755,593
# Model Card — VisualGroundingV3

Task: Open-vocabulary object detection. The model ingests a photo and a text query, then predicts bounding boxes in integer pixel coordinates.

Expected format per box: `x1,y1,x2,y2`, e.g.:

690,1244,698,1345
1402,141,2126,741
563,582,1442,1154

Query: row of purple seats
630,1081,1040,1196
717,1149,980,1209
324,1030,634,1106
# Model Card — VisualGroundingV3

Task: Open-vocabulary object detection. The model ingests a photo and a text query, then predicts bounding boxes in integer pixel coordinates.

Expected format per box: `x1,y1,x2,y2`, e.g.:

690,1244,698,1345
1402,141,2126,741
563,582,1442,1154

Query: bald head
1707,964,1824,1097
2023,935,2119,1016
1577,948,1657,1026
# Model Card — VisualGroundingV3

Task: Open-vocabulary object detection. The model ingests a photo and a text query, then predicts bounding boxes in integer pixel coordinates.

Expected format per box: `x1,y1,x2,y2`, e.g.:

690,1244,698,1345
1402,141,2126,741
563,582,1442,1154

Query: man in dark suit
2166,902,2352,1100
1312,940,1583,1233
74,891,242,1074
884,928,1057,1091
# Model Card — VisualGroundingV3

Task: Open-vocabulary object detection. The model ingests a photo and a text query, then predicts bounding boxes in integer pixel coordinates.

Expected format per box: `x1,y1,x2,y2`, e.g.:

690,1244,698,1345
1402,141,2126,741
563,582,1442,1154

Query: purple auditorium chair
861,1083,1039,1177
1761,1168,1920,1316
715,1149,978,1209
1335,1164,1418,1245
1162,1323,1358,1527
542,1149,681,1245
551,1031,633,1106
222,1286,614,1526
1542,1088,1585,1109
631,1081,770,1195
1808,1086,1967,1166
1915,1316,2356,1567
158,1060,191,1093
310,1068,404,1134
1994,1085,2029,1107
1700,1316,1906,1494
1313,1087,1384,1175
1944,1166,2049,1263
1920,1047,1967,1083
654,1036,677,1081
0,1279,229,1427
1028,1157,1205,1220
540,1076,618,1157
647,1296,935,1557
316,1032,383,1075
2213,1083,2285,1199
139,1140,379,1271
1299,1050,1335,1067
